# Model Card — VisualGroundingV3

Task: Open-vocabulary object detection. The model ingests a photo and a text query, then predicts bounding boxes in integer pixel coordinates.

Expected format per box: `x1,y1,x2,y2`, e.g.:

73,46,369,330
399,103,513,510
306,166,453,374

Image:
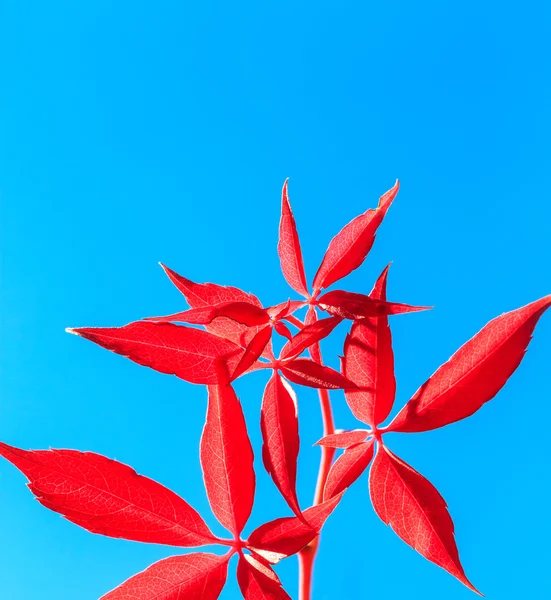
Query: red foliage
369,445,480,594
1,179,549,598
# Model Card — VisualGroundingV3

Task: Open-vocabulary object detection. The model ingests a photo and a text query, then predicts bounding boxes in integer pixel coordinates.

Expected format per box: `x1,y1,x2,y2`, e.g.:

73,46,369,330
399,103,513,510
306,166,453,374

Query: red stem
312,388,336,505
298,378,336,599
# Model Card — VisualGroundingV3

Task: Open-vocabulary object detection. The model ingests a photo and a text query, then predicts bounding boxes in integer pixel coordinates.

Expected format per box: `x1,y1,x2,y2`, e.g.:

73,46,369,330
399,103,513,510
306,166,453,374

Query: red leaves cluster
0,380,340,599
1,179,549,598
319,286,550,594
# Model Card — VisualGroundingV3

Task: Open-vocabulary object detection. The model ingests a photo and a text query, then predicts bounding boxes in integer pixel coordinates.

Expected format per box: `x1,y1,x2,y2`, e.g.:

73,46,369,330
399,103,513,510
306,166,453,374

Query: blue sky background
1,1,550,599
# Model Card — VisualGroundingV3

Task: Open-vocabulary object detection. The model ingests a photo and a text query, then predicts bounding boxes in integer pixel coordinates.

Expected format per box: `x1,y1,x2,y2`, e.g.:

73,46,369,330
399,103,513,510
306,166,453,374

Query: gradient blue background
1,2,550,598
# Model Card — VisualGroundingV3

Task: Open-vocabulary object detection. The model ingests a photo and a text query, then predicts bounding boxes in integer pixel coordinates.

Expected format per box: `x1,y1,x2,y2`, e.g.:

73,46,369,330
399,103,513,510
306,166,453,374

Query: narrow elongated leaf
144,307,216,325
369,445,480,594
146,302,269,327
101,553,230,600
237,554,292,600
323,440,374,499
200,383,255,538
267,300,306,320
318,289,430,320
389,295,551,433
281,316,342,360
278,180,309,298
0,443,216,547
315,430,369,448
274,321,293,341
231,326,273,382
67,322,242,385
312,181,399,292
160,263,261,308
159,264,266,350
304,306,322,363
261,374,300,516
342,265,396,426
246,494,343,563
281,358,356,390
268,300,291,321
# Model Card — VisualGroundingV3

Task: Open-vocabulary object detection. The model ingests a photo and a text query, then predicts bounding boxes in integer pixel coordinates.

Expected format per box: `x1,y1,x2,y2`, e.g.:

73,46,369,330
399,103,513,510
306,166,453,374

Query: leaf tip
464,578,483,596
282,178,289,197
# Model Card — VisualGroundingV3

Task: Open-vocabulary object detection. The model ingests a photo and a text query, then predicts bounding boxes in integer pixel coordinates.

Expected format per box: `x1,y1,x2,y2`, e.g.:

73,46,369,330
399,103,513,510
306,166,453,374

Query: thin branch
298,346,336,600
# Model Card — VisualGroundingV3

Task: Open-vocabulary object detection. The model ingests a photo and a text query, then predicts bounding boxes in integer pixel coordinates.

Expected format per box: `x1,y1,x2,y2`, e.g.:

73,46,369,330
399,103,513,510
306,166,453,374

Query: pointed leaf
369,445,480,594
246,494,343,563
201,383,255,537
304,306,322,363
209,302,268,326
261,374,301,516
67,322,242,385
389,295,551,433
267,300,306,320
161,263,261,308
315,430,369,448
281,316,342,360
323,440,374,499
237,554,292,600
318,289,431,320
278,180,309,298
101,553,230,600
312,181,399,292
342,265,396,426
231,326,273,382
274,321,293,341
281,358,357,390
144,307,216,325
0,443,216,547
146,302,269,327
159,264,267,350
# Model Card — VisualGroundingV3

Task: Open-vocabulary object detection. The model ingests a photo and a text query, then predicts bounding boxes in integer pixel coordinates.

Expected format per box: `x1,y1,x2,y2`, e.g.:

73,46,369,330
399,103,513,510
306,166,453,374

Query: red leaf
278,179,309,298
342,265,396,426
389,295,551,433
318,289,431,320
323,440,374,499
237,554,292,600
369,445,480,594
315,430,369,448
247,494,343,563
146,302,269,327
101,553,230,600
0,442,216,547
231,326,273,382
144,307,215,324
304,306,322,363
159,263,267,351
161,263,261,308
274,321,293,341
312,181,399,292
261,374,301,516
200,383,255,538
267,300,306,320
67,322,242,385
280,316,342,361
281,358,356,390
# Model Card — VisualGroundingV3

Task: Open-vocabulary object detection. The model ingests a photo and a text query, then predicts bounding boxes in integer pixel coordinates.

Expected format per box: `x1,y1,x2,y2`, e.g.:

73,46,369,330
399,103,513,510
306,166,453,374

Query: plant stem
298,538,316,600
298,386,336,600
312,388,336,505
